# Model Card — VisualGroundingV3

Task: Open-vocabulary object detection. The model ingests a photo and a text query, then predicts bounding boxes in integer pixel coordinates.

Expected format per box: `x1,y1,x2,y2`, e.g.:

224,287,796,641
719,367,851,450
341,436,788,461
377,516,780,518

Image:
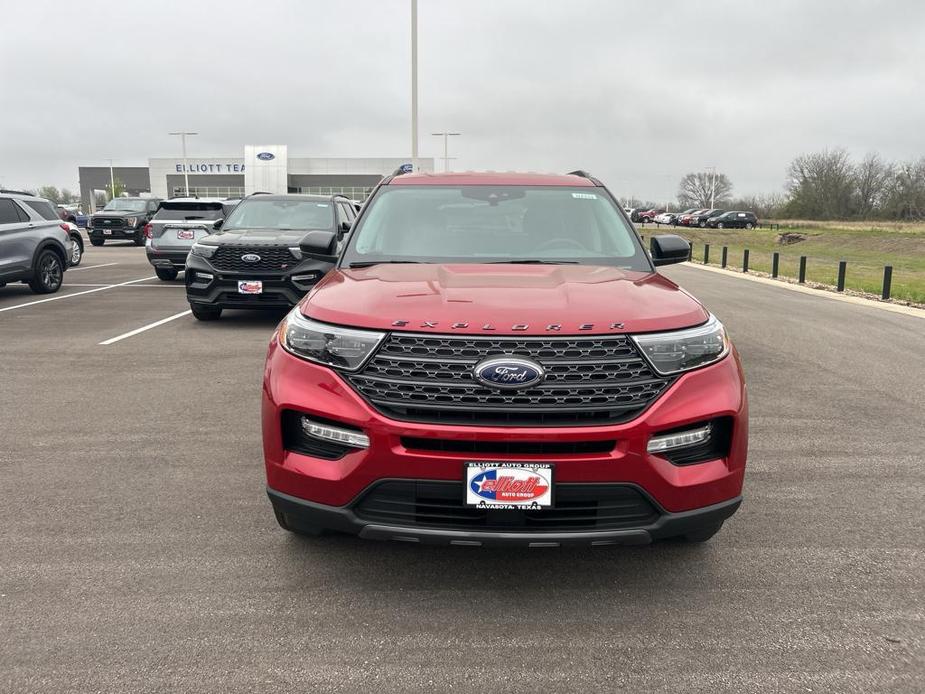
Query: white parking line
65,283,184,288
0,276,155,314
66,262,119,272
99,310,192,345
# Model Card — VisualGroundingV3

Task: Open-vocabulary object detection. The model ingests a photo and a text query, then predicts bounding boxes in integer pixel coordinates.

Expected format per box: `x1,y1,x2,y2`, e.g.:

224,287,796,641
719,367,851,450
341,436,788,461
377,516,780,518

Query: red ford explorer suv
263,170,747,546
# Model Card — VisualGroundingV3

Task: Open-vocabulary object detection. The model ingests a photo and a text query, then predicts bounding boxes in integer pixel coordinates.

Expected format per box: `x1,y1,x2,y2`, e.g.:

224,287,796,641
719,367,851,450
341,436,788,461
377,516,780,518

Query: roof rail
566,170,592,178
0,189,36,196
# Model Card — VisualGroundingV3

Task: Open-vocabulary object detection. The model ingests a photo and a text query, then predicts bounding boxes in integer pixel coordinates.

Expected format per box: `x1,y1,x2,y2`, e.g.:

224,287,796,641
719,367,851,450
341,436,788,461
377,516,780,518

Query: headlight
190,243,216,258
631,314,729,375
125,217,138,227
279,310,385,371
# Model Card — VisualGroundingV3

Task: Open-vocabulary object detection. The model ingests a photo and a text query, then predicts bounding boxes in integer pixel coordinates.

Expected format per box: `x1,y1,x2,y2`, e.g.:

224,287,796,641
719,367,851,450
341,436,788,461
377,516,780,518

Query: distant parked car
638,209,663,223
707,211,758,230
677,209,707,227
57,205,89,229
689,209,727,228
145,198,237,280
185,193,354,320
0,191,73,294
672,208,698,226
654,212,678,225
88,197,161,247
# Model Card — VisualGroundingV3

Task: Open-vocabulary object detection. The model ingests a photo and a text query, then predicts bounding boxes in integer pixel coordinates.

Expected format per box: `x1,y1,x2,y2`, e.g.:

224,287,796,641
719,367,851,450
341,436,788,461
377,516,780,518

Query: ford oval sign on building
256,152,275,161
473,356,545,389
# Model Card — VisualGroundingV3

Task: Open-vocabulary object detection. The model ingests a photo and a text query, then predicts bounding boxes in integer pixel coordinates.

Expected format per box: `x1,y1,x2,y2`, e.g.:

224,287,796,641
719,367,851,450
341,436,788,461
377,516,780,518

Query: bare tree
854,152,892,217
37,185,62,203
785,148,855,219
677,171,733,208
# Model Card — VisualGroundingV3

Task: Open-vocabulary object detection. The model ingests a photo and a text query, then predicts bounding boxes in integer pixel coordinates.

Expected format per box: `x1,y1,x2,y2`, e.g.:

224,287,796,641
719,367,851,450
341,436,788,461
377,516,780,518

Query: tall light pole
169,131,198,196
706,166,717,208
410,0,419,163
107,158,115,199
431,132,460,171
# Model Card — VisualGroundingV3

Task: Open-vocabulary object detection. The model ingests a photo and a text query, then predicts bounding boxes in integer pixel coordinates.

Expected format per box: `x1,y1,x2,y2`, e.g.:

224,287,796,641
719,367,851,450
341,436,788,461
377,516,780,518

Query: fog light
647,423,711,453
292,272,320,284
194,271,214,283
301,416,369,449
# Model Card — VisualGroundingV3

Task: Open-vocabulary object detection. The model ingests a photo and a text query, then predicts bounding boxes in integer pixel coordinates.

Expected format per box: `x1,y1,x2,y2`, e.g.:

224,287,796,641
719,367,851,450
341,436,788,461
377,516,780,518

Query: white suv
0,190,73,294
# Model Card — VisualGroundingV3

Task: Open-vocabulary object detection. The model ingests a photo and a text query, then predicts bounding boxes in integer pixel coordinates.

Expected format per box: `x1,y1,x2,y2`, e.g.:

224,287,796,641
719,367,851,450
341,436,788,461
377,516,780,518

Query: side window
336,202,352,227
23,200,59,221
0,199,23,224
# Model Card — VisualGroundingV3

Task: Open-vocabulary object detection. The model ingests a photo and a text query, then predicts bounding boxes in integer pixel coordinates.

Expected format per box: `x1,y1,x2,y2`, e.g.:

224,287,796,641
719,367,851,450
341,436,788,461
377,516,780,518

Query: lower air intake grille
353,481,659,531
400,437,616,455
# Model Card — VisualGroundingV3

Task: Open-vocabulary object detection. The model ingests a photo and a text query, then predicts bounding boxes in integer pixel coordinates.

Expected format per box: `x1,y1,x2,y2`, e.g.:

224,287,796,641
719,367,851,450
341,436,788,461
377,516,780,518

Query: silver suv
145,198,237,281
0,191,73,294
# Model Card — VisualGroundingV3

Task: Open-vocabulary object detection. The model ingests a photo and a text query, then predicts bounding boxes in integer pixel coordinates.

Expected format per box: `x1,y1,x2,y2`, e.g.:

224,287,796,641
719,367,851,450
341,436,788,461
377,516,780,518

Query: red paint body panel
262,339,747,513
301,265,709,335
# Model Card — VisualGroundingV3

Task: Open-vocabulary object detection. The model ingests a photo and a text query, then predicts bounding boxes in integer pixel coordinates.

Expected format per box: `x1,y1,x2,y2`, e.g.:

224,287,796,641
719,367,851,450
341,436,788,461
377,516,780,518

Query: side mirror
213,219,224,230
650,234,691,267
338,220,351,239
299,230,337,258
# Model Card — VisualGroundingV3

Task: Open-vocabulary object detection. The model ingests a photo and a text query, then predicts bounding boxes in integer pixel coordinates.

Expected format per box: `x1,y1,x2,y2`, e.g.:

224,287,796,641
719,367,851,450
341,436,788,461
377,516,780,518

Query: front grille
344,333,672,426
208,245,294,272
400,437,616,455
92,218,125,229
353,481,659,531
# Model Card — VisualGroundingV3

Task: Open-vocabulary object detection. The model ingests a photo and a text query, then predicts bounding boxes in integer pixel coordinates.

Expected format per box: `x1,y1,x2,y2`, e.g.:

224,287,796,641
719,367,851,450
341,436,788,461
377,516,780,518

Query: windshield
154,202,224,221
222,198,334,231
103,199,147,212
341,186,651,270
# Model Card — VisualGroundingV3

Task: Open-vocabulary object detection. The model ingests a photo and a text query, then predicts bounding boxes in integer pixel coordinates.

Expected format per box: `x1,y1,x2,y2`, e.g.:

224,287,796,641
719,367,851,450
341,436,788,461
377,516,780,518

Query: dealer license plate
238,280,263,295
176,229,195,240
464,462,553,509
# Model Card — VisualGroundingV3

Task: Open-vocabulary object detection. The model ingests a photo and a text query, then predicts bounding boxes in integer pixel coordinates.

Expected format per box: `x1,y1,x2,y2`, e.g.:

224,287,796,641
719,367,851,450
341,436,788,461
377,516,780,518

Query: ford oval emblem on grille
473,356,545,390
241,253,261,263
256,152,275,161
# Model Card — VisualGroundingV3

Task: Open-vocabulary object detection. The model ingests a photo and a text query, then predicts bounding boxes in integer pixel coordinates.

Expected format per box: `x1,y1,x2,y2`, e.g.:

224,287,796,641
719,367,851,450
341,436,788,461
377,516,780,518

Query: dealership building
78,145,434,210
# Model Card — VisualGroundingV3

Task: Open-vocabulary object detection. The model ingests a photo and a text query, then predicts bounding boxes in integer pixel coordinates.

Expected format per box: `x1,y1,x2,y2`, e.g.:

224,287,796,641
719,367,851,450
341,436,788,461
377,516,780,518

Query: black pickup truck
88,197,161,246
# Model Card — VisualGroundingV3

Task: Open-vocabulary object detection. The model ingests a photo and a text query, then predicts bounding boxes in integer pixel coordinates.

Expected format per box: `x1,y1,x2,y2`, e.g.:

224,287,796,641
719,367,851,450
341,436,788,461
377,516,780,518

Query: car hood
301,264,708,335
201,228,328,246
93,211,140,219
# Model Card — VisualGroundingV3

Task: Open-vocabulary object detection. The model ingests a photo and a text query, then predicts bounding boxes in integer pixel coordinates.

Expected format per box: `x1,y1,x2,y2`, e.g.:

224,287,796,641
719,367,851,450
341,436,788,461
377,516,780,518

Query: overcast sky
2,0,923,202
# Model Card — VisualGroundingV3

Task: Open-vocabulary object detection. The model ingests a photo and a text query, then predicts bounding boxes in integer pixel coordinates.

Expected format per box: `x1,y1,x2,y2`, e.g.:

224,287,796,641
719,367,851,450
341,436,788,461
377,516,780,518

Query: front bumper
89,226,138,240
185,253,322,310
263,338,749,540
269,485,742,546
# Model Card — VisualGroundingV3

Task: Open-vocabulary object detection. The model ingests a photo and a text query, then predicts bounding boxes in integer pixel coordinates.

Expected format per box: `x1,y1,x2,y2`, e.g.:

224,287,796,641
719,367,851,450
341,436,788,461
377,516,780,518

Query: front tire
70,235,83,266
190,303,222,321
698,221,707,228
29,249,64,294
155,266,179,281
133,230,145,246
90,237,104,247
717,222,724,229
745,223,754,230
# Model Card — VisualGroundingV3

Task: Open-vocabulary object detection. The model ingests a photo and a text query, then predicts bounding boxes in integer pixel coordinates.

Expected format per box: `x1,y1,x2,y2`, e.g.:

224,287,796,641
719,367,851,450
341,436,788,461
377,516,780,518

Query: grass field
643,220,925,304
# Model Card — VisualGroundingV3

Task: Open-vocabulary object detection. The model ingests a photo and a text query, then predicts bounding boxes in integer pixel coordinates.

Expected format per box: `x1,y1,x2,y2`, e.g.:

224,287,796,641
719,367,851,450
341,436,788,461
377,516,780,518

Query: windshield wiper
347,260,425,269
487,259,580,265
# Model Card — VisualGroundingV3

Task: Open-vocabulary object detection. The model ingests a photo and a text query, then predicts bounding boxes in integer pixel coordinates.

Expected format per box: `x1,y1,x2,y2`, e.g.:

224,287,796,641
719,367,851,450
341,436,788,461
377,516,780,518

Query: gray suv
145,198,237,281
0,191,73,294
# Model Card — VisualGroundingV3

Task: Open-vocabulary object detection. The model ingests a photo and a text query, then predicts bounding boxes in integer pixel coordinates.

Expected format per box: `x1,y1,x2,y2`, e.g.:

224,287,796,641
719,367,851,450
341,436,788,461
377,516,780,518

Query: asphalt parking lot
1,234,923,693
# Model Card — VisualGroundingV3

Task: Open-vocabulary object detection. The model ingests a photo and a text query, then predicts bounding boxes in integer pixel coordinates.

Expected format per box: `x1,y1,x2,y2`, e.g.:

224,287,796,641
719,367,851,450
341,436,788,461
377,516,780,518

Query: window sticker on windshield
571,193,597,199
